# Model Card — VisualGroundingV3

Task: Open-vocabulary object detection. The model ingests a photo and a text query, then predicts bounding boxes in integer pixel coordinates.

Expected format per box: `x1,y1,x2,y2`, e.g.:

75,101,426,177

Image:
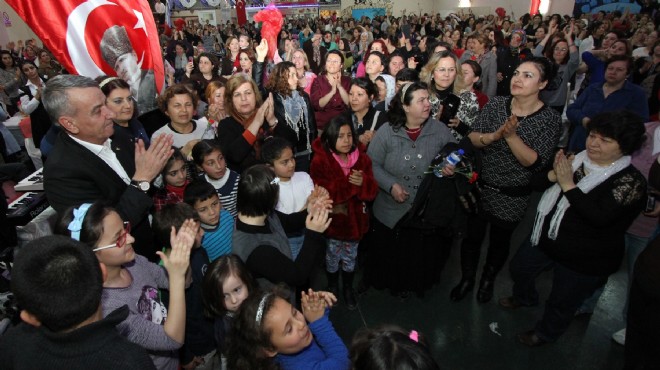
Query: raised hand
256,38,268,62
133,134,174,182
158,219,197,278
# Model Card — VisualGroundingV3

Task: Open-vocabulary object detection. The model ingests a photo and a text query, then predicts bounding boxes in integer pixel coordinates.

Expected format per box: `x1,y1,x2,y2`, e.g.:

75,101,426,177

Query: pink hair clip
409,330,419,343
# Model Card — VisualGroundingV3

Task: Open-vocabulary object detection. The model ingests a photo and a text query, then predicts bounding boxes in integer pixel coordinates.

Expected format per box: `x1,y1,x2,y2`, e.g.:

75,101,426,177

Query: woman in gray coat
363,81,456,298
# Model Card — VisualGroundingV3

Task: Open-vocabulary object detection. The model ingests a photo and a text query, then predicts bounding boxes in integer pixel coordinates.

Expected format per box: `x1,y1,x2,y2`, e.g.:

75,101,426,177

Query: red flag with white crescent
5,0,164,114
236,0,247,26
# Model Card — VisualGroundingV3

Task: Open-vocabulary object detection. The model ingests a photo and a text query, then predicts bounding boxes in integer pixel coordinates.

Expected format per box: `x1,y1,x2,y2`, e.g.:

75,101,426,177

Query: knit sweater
276,312,350,370
0,306,156,370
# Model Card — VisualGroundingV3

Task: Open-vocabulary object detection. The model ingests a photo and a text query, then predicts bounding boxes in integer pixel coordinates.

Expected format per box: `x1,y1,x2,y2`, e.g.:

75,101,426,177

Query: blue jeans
288,235,305,260
509,240,607,342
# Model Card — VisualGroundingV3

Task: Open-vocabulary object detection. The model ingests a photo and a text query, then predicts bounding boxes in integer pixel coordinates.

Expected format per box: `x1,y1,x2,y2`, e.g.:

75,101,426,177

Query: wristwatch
130,180,151,192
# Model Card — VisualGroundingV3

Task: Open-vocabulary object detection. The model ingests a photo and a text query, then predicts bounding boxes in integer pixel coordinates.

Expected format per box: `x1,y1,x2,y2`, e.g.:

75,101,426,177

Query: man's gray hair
42,75,99,126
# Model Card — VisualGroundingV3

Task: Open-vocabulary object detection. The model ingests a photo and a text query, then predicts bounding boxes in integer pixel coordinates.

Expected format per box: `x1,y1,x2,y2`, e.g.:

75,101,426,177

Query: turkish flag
6,0,164,114
236,0,247,26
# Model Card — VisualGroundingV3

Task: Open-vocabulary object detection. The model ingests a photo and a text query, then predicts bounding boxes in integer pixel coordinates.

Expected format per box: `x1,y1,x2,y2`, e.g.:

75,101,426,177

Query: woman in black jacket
264,61,317,172
500,111,647,347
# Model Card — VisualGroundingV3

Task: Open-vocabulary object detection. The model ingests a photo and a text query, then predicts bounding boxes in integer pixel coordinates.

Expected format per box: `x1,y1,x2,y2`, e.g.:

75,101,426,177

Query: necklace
510,99,541,121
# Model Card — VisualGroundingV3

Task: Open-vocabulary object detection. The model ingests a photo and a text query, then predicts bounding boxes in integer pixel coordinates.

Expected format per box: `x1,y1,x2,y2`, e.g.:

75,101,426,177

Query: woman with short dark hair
501,111,647,347
364,81,456,298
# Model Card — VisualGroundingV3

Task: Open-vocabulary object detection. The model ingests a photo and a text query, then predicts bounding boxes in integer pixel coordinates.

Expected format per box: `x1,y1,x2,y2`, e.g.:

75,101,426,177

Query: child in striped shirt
184,180,234,262
192,139,240,218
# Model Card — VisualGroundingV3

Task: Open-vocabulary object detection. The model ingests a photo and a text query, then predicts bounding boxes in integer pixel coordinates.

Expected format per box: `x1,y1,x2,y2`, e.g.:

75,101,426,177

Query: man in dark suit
303,31,327,75
42,75,173,259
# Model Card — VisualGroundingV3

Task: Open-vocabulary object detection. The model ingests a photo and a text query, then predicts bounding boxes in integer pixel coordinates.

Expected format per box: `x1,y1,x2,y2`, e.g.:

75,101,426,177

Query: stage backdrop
351,8,385,20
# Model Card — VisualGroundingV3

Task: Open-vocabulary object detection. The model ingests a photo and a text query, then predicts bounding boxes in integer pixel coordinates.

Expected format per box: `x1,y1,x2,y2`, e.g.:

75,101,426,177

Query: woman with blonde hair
292,49,317,95
205,80,227,123
420,50,479,140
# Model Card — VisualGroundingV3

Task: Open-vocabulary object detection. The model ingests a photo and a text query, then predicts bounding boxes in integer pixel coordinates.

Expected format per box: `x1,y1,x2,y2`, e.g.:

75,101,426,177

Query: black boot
476,266,497,303
450,278,475,301
342,271,358,310
326,271,339,297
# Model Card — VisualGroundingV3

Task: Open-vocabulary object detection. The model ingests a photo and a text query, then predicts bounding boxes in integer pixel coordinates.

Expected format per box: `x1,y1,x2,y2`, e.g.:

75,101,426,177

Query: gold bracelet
479,134,487,146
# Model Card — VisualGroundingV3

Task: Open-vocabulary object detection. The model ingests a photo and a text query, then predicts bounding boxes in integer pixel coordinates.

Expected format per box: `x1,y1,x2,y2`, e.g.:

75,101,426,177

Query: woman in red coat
310,116,378,309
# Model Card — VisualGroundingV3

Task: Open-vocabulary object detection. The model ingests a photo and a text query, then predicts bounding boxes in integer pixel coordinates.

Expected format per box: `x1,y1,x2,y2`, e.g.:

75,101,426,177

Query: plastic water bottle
435,149,464,178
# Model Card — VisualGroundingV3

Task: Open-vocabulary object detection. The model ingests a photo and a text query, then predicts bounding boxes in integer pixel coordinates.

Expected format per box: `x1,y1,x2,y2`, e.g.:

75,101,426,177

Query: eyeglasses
93,221,131,252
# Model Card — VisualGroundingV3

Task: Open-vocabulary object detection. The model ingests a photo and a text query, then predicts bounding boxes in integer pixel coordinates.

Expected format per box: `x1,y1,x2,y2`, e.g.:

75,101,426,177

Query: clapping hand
305,206,332,233
553,149,576,191
348,170,364,186
305,185,333,211
501,115,520,139
133,134,174,182
301,289,327,323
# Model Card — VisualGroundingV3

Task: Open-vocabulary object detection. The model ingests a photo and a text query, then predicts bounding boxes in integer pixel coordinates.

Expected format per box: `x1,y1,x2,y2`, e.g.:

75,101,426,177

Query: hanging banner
5,0,164,115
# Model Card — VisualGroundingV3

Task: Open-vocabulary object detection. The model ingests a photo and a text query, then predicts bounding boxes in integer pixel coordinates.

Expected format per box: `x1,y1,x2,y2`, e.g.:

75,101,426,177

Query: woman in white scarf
499,111,648,347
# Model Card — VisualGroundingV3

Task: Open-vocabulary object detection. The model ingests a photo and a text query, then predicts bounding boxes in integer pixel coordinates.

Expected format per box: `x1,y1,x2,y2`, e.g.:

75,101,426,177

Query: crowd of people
1,3,660,369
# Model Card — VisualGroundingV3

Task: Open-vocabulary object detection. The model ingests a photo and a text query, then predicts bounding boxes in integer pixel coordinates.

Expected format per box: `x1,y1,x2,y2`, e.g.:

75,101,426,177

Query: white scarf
530,150,631,246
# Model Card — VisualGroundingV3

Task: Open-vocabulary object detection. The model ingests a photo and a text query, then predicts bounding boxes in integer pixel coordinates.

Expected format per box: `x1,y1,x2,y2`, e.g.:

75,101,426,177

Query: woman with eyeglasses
56,201,198,370
532,21,579,114
420,50,479,141
96,76,150,147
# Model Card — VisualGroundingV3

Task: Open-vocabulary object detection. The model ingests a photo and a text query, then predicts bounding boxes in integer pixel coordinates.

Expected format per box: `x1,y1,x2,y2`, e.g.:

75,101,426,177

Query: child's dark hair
184,179,219,206
321,115,358,154
55,202,114,249
162,146,186,179
152,203,200,249
236,164,279,217
350,325,440,370
227,289,290,370
192,139,224,167
261,137,294,166
202,254,257,317
12,235,103,332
